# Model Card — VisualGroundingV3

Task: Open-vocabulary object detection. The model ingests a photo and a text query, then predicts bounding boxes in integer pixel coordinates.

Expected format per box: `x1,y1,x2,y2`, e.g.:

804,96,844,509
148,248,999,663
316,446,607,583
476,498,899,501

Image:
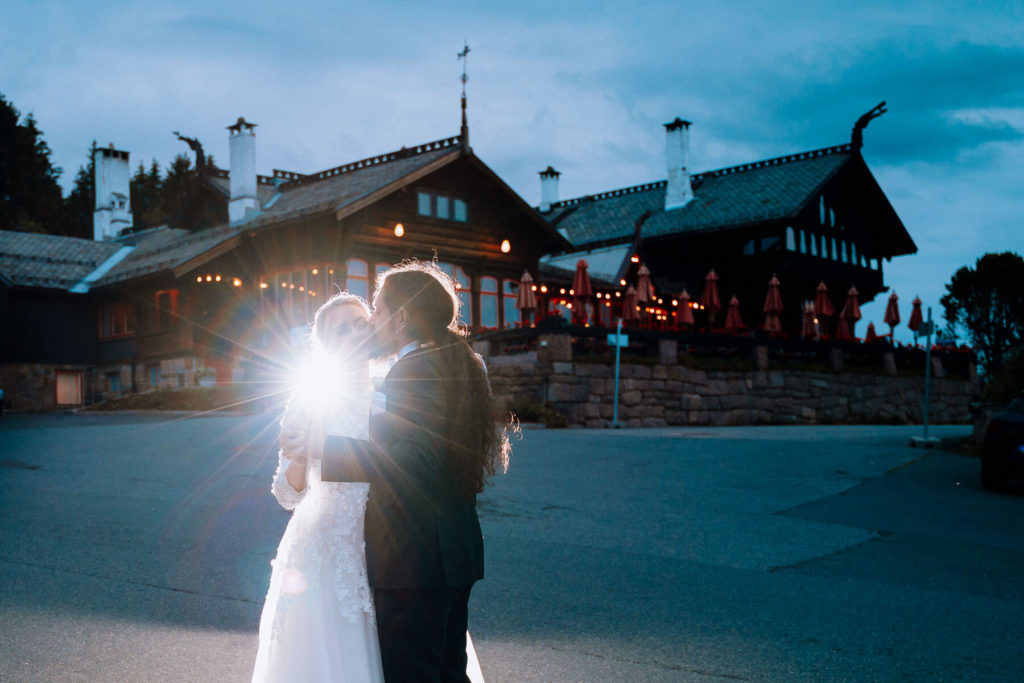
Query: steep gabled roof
93,137,466,286
544,144,854,246
0,231,122,289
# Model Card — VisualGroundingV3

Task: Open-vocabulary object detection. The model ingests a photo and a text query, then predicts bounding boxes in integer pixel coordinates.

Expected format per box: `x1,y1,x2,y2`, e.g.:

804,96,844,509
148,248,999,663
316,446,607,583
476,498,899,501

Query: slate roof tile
0,230,122,289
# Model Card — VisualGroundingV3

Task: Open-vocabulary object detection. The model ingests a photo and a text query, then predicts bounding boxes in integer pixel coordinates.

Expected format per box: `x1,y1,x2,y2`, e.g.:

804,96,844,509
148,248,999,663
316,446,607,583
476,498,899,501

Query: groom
320,262,507,682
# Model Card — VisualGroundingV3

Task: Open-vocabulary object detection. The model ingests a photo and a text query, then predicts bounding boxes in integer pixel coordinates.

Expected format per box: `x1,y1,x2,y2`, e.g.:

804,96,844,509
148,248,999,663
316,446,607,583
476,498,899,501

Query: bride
252,292,484,682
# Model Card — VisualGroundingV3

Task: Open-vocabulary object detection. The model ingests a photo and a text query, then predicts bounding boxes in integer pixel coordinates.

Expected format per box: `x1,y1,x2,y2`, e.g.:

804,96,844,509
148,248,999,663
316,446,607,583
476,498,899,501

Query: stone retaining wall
484,345,978,428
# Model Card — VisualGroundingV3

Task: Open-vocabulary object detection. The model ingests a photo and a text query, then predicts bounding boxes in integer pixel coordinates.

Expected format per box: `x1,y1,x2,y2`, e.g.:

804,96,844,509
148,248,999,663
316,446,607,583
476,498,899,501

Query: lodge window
480,277,499,329
455,266,472,326
148,364,161,389
810,234,818,257
850,243,857,264
760,235,780,252
346,259,369,300
107,371,122,393
417,191,468,223
786,227,796,251
742,239,755,256
259,264,335,329
503,279,521,327
155,289,179,330
98,302,136,340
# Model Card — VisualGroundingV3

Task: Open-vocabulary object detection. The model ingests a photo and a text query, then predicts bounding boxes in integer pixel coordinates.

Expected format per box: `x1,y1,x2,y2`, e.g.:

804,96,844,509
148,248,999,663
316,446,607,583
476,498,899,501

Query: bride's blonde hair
310,291,370,351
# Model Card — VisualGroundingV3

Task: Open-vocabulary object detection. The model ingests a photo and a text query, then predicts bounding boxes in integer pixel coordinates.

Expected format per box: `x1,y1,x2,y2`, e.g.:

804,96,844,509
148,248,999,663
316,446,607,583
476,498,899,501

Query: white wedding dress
252,380,484,682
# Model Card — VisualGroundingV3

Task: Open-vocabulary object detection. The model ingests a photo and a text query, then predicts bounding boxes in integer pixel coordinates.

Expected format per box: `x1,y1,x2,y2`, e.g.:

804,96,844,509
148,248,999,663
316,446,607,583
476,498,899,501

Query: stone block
659,339,678,366
621,390,643,405
537,333,572,362
755,345,769,370
652,365,669,379
552,361,574,375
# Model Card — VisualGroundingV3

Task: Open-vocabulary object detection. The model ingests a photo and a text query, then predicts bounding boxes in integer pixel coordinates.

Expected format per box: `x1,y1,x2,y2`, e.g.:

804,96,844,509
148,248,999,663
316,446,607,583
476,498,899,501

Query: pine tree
61,140,97,239
0,94,65,233
130,158,163,228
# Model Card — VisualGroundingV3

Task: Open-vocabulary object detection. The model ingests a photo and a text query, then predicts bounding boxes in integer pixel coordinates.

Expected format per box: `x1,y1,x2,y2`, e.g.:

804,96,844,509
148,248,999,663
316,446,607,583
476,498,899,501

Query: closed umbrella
677,289,695,329
908,296,923,339
516,270,538,325
701,269,722,331
814,281,836,338
763,274,783,333
725,295,744,333
622,286,640,324
802,301,818,339
838,285,862,339
636,265,655,303
883,292,900,343
572,259,593,325
865,322,879,344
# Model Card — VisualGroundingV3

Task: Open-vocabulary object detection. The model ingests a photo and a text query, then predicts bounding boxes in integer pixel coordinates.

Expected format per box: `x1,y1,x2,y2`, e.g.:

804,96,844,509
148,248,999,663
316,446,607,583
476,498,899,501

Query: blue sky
3,0,1022,342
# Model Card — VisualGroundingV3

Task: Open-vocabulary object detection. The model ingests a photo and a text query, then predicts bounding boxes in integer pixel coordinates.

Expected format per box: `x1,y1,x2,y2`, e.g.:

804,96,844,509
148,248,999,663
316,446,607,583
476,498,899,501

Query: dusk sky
3,0,1022,342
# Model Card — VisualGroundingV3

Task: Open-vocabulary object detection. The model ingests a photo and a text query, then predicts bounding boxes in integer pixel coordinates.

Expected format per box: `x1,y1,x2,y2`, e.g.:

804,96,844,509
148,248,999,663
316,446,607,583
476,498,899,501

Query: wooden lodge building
537,109,917,331
0,107,917,411
0,120,569,410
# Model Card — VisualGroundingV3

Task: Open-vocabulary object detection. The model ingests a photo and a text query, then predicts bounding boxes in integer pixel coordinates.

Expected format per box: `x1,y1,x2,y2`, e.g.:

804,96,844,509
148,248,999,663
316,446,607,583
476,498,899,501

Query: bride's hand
279,424,310,463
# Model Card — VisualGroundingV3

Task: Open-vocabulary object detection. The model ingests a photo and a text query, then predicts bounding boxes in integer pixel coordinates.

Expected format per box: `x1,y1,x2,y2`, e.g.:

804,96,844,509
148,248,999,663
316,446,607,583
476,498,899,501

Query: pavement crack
539,643,749,679
0,556,261,605
767,531,886,572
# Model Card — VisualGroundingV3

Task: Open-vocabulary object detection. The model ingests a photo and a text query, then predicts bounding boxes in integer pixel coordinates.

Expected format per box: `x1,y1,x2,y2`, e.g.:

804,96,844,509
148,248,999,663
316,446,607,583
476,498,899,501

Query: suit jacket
322,346,485,589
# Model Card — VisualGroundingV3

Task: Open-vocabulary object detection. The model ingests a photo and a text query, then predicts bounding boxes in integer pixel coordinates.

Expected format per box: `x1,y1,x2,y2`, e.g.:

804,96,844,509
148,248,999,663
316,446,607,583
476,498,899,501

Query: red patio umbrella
621,286,640,324
636,264,655,303
802,301,818,340
865,322,879,344
701,269,722,330
814,281,836,337
725,295,744,333
763,274,783,333
908,296,923,338
516,270,538,325
677,289,695,329
883,292,900,343
839,285,862,339
572,259,593,325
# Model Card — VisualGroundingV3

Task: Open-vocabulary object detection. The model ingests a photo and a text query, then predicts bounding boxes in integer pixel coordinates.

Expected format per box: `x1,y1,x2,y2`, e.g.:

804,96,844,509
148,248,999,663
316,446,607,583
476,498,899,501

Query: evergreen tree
61,140,97,239
161,153,195,220
130,158,163,228
0,93,65,233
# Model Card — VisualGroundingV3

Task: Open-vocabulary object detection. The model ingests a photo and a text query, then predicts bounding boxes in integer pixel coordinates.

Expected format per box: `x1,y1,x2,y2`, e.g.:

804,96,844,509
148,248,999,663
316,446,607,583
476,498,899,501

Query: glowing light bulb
531,285,537,292
569,289,575,296
631,255,639,263
215,275,221,282
206,275,212,282
196,276,202,283
394,223,405,237
233,278,242,287
500,239,511,253
260,282,268,289
540,285,548,293
620,279,627,286
312,268,319,275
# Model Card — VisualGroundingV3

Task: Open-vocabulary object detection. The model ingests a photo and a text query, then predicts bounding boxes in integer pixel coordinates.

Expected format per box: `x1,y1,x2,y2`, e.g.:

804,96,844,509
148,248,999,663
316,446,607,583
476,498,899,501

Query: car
981,392,1024,493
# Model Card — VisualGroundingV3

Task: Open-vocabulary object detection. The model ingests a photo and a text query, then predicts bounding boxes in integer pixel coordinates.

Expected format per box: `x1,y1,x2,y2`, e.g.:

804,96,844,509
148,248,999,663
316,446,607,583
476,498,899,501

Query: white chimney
227,117,259,222
93,144,133,241
539,166,561,212
664,117,694,210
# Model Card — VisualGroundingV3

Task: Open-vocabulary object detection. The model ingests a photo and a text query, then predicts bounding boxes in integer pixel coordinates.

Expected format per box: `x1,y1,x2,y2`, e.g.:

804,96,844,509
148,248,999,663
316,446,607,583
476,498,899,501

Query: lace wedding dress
252,382,485,682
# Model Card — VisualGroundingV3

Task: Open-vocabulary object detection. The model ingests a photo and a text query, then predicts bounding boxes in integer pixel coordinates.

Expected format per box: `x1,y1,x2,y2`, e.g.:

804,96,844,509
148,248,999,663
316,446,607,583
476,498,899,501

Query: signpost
910,307,941,448
608,319,629,428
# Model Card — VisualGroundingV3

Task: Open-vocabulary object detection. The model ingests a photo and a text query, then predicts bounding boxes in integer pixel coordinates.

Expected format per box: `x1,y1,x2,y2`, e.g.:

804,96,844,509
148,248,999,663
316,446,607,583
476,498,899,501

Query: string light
196,276,202,283
540,285,548,293
569,289,575,296
620,279,627,286
500,239,511,253
559,288,566,295
233,278,242,287
215,275,221,282
631,255,640,263
312,268,319,275
531,285,538,292
206,275,212,282
394,223,405,237
260,282,268,289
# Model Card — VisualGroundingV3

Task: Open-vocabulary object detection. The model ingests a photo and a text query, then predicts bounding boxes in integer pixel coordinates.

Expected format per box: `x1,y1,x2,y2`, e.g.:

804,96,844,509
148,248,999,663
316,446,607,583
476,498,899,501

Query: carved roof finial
851,101,887,149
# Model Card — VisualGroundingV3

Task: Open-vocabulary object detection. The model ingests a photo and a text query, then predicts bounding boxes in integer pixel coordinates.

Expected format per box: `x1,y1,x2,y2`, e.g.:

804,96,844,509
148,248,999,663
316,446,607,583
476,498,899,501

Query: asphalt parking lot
1,414,1021,681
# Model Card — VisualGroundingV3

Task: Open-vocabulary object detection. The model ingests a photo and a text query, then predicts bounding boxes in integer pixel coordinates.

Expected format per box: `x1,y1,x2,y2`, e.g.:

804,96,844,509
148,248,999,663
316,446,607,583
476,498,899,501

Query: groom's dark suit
322,345,484,682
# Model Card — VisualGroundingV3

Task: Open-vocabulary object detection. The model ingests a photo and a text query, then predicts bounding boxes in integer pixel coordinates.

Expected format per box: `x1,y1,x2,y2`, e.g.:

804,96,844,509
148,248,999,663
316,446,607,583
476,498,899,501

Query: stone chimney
539,166,561,212
93,144,133,241
664,117,694,210
227,117,259,222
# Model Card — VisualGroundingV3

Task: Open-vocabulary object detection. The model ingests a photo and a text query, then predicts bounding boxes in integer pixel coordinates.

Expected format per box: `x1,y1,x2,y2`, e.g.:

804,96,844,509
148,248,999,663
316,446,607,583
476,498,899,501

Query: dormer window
417,190,468,223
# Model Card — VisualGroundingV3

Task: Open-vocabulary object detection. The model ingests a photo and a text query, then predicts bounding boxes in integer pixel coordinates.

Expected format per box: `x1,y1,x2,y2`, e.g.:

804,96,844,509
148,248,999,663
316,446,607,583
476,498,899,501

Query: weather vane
458,41,471,147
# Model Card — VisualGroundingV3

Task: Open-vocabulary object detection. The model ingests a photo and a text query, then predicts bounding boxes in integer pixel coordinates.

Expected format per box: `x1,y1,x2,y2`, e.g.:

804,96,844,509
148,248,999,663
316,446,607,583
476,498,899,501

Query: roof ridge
549,142,853,209
282,135,463,189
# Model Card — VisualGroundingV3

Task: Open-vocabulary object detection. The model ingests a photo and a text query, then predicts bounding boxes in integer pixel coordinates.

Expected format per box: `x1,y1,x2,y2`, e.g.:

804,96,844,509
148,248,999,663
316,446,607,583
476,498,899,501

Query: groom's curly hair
374,260,511,494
